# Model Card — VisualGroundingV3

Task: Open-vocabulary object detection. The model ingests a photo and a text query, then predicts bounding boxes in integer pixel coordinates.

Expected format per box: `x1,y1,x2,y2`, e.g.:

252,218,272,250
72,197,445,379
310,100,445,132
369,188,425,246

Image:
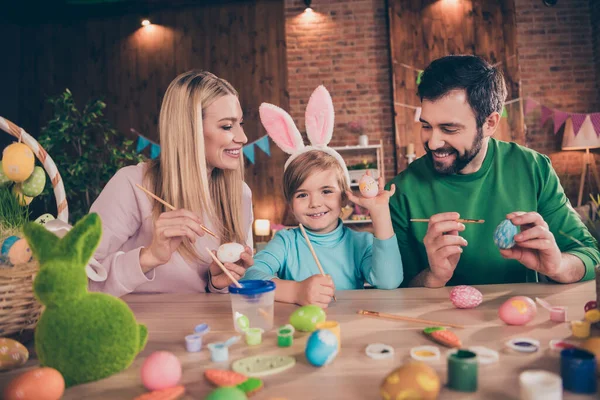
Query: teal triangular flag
243,144,255,164
501,107,508,118
255,136,270,156
150,143,161,159
416,70,424,85
136,136,150,153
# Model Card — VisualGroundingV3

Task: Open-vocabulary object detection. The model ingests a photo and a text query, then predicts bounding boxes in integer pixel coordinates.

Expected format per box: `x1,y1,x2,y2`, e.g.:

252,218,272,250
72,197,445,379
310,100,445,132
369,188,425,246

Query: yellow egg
380,362,441,400
12,185,33,206
2,143,35,182
0,338,29,371
4,367,65,400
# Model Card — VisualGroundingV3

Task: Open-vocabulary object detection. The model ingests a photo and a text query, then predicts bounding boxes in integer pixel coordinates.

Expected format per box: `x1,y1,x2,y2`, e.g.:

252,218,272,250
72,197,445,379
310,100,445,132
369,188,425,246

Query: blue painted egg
305,329,338,367
1,236,32,265
493,219,518,249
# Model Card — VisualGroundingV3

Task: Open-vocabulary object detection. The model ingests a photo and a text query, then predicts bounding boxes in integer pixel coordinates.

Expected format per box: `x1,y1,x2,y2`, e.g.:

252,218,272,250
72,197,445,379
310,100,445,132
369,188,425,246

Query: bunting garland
131,129,272,164
395,96,600,138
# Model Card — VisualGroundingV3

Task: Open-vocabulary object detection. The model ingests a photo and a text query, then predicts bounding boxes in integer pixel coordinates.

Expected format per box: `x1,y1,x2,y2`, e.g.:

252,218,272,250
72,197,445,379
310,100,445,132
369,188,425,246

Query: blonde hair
283,151,349,204
144,70,246,262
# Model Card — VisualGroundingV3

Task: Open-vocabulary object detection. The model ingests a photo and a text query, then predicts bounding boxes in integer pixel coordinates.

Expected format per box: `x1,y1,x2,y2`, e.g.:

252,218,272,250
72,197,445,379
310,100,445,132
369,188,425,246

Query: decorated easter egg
498,296,537,325
2,143,35,182
21,166,46,197
34,213,55,225
305,329,339,367
290,305,326,332
12,185,33,206
0,162,11,187
493,219,518,249
217,242,245,263
450,285,483,309
205,387,248,400
580,337,600,374
584,300,597,313
4,367,65,400
141,351,181,391
0,338,29,371
2,237,33,265
380,362,441,400
359,174,379,198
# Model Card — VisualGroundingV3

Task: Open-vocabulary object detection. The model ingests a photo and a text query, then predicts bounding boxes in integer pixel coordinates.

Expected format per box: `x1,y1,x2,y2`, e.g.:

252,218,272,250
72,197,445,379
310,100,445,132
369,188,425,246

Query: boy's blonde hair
283,151,350,204
144,70,247,262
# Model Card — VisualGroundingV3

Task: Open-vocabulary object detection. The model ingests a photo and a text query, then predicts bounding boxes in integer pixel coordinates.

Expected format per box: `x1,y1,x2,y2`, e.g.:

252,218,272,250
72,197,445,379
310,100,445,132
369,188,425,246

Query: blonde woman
89,71,254,297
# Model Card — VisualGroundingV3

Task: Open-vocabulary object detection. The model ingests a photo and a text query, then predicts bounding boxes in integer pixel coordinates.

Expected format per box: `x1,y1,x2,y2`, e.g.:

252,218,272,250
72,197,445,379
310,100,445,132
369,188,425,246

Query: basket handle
0,116,69,223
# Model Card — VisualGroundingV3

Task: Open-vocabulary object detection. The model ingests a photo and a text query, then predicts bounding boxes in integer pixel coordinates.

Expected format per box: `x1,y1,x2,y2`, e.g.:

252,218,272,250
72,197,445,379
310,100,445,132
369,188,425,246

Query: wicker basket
0,116,69,337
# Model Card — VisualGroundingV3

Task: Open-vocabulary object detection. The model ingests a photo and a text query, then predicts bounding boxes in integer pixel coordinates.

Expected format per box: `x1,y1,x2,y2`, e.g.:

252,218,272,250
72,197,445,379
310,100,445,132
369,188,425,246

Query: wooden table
1,282,599,399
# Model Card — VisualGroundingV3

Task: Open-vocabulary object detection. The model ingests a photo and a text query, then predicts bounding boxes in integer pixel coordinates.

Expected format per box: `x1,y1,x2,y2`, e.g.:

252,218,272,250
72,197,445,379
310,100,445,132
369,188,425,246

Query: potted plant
347,120,368,146
347,160,379,185
37,89,144,223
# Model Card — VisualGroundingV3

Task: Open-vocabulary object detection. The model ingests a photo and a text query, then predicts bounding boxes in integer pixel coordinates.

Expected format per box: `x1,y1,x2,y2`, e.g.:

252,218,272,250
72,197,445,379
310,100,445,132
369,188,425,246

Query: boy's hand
346,173,396,216
296,274,335,308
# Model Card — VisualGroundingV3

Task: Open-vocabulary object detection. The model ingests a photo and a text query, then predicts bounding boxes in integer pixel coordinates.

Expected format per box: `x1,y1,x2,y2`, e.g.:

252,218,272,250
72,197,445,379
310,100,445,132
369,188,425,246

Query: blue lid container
229,280,276,297
560,348,597,394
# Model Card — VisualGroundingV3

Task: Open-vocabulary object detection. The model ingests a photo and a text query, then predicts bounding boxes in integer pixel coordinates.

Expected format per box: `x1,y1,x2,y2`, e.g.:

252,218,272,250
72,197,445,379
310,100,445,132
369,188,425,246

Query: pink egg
141,351,182,391
450,285,483,309
498,296,537,325
358,174,379,198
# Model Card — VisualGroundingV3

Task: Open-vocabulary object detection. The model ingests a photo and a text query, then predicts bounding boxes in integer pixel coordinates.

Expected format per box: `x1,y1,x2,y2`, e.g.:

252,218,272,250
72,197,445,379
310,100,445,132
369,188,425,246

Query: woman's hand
140,209,205,272
210,246,254,289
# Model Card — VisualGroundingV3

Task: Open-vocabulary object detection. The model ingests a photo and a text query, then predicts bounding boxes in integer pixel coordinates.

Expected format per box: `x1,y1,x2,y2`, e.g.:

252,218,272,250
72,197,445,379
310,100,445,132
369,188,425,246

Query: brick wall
284,0,599,204
285,0,395,179
516,0,599,204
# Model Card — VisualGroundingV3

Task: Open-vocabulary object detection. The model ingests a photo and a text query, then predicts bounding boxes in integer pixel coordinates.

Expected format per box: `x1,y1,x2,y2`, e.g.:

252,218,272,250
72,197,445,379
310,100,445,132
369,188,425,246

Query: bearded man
388,55,599,287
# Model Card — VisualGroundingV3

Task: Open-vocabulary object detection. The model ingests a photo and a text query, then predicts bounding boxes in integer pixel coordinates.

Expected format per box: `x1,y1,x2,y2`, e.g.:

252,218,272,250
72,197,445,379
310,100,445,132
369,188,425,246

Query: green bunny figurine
23,213,148,387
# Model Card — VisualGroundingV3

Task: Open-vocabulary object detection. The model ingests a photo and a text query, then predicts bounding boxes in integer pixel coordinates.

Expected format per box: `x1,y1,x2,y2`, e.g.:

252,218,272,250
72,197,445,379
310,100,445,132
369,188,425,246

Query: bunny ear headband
258,85,351,187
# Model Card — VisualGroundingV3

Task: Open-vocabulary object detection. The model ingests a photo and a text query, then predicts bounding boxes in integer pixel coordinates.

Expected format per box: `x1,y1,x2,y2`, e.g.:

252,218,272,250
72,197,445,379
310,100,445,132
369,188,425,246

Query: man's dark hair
417,55,507,128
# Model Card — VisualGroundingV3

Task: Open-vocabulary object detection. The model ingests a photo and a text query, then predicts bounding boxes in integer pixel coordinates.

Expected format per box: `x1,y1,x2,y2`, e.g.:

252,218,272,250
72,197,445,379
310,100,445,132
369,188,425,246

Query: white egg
358,174,379,198
217,242,245,263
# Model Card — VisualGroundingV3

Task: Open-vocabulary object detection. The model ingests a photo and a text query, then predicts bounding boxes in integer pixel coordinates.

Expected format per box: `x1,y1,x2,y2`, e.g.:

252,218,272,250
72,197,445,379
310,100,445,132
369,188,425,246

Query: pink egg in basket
498,296,537,326
450,285,483,309
141,351,181,391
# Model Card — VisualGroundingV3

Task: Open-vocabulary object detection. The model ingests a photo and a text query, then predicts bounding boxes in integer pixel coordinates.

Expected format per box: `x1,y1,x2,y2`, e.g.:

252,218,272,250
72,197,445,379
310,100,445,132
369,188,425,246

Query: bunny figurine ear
259,103,304,155
305,85,335,147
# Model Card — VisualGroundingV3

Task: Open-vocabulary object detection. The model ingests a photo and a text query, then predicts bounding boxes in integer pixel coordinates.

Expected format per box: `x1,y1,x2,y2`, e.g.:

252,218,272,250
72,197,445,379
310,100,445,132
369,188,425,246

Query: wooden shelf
332,144,382,151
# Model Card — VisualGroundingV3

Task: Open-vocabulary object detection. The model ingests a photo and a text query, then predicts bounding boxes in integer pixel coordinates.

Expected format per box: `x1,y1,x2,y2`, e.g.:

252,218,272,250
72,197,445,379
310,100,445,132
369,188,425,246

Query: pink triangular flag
552,110,570,134
524,98,538,116
540,105,553,125
571,113,588,136
590,113,600,137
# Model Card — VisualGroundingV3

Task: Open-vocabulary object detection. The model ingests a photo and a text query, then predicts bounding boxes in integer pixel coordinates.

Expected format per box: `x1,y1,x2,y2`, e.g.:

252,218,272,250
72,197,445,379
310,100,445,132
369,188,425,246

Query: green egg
205,387,248,400
21,166,46,197
289,305,326,332
0,162,11,187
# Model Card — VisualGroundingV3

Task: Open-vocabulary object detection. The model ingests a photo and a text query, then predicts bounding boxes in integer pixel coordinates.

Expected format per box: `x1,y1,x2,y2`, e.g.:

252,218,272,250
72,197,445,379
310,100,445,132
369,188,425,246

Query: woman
89,71,254,297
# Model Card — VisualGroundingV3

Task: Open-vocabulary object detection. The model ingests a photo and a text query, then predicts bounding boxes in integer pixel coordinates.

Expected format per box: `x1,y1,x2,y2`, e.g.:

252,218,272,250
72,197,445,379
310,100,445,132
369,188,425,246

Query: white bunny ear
259,103,304,155
305,85,335,147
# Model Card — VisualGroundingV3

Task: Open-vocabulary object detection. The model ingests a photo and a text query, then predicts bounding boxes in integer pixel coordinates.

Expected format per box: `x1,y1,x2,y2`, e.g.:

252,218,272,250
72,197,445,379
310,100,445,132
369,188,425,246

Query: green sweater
388,138,599,287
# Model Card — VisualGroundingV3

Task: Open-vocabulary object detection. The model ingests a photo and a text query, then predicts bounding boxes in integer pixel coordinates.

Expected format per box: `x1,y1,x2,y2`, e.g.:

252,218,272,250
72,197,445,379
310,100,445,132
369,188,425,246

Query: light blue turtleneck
243,220,404,290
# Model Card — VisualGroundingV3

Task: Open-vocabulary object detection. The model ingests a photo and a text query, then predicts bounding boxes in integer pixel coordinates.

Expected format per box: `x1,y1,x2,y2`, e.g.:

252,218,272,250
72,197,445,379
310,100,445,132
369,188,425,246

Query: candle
407,143,415,155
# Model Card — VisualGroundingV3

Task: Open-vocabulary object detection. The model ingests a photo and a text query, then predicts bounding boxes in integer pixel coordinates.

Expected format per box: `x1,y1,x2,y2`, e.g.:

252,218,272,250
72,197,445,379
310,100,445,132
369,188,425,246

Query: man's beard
426,127,484,175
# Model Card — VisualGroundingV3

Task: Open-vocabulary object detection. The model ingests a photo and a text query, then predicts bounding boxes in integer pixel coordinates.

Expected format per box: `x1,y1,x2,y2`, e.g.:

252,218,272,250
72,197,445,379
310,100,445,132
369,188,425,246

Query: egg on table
2,143,35,183
0,338,29,371
305,329,339,367
290,305,326,332
141,351,182,391
4,367,65,400
450,285,483,309
217,243,245,264
358,174,379,198
498,296,537,325
493,219,519,249
380,362,441,400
